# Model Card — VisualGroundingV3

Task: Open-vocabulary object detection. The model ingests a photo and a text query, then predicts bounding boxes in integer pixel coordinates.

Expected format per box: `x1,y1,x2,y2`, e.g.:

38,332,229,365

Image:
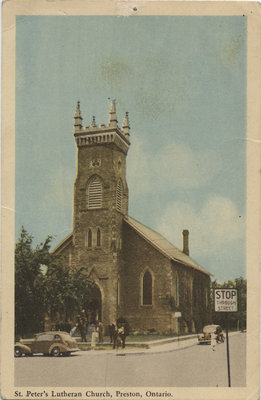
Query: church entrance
82,283,102,324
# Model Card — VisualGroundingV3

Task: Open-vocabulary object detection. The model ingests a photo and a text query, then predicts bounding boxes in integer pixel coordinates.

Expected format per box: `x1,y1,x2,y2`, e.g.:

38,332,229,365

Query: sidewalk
78,334,198,356
77,331,242,356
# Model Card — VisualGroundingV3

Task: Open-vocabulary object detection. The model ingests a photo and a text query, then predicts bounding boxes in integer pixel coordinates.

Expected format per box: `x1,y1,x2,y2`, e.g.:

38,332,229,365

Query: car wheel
51,347,60,357
14,347,22,357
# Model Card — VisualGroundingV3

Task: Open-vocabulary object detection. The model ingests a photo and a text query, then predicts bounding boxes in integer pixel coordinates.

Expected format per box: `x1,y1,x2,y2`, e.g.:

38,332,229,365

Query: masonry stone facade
53,100,211,334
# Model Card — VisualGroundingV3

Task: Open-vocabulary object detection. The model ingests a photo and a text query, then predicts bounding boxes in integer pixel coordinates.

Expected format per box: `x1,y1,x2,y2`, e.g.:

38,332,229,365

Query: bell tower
72,100,130,325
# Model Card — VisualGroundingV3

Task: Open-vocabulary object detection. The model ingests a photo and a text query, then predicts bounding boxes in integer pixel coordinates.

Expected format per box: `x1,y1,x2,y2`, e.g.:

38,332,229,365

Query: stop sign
214,288,237,312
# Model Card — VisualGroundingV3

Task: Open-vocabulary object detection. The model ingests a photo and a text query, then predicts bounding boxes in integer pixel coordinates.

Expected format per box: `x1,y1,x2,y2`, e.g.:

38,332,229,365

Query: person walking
211,331,216,351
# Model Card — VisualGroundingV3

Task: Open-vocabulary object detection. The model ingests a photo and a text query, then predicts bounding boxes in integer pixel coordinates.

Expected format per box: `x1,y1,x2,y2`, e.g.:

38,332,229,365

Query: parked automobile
14,331,79,357
198,325,225,344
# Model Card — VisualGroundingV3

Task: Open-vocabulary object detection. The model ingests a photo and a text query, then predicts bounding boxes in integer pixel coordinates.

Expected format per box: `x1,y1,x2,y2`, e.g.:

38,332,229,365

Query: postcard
1,1,260,399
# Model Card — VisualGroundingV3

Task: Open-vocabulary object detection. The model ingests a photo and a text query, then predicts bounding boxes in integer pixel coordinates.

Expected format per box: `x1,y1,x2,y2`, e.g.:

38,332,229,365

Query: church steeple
74,101,83,132
108,99,118,127
122,112,130,139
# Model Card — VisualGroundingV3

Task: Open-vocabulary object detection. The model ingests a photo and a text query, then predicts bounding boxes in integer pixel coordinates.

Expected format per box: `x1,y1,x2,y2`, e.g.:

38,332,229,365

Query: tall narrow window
87,176,102,209
117,279,120,306
88,229,92,248
142,270,152,305
174,274,179,307
205,287,209,307
97,228,101,247
116,179,123,212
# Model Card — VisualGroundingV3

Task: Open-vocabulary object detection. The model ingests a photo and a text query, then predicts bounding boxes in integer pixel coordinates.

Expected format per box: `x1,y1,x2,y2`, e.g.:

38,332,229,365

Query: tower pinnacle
74,101,83,132
108,99,118,128
122,112,130,138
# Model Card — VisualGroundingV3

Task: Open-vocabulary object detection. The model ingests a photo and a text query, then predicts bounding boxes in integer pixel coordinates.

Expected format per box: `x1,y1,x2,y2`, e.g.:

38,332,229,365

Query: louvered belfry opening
116,179,123,212
87,176,102,209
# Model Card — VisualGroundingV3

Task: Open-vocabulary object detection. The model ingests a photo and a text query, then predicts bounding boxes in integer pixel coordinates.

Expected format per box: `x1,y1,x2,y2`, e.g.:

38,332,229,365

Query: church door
82,284,102,323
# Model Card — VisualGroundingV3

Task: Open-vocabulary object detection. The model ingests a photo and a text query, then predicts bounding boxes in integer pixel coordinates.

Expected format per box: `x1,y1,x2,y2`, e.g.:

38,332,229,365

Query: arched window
97,228,101,247
142,270,152,305
87,229,92,248
87,176,102,209
116,179,123,212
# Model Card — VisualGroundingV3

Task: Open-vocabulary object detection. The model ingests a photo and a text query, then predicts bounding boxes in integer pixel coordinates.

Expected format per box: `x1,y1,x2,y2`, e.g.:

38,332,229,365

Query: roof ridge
124,216,210,276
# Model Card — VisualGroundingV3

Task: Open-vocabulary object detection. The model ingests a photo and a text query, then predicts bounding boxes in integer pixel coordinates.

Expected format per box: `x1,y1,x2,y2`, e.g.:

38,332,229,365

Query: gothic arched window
97,228,101,247
116,179,123,212
87,229,92,248
142,270,152,305
87,176,102,209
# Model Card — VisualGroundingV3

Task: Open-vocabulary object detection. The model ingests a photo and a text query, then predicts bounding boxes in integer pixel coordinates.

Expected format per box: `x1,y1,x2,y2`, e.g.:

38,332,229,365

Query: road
15,332,246,387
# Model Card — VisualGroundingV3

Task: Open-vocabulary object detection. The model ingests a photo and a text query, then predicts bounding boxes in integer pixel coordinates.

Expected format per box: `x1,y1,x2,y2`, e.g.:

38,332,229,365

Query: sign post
214,288,238,387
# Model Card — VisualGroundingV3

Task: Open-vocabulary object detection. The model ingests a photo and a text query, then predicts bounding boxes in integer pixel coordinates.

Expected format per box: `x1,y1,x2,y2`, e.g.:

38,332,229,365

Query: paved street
15,332,246,387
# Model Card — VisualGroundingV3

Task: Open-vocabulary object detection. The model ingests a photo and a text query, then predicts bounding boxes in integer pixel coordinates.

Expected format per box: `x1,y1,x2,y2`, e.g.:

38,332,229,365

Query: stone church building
53,100,211,334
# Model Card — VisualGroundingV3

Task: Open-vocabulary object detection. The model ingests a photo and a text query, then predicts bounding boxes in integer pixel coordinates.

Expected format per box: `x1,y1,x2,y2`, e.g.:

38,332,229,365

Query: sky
15,16,246,282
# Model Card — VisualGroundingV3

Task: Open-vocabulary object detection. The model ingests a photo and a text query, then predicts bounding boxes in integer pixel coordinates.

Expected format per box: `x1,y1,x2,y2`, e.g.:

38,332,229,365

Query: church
53,100,211,334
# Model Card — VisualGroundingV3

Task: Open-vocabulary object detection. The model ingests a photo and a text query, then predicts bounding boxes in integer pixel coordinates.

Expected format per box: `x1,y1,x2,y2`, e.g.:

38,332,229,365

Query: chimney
182,229,189,256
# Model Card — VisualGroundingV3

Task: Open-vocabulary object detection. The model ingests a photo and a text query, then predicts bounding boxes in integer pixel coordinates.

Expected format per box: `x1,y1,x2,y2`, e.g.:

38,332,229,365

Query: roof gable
52,233,73,254
124,216,210,276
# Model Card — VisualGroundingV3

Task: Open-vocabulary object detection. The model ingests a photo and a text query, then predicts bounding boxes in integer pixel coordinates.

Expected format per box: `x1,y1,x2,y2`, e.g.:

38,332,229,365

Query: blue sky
15,16,246,282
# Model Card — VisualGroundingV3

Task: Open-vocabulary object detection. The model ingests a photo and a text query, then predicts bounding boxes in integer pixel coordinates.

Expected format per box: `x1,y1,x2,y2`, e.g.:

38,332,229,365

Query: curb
77,331,244,356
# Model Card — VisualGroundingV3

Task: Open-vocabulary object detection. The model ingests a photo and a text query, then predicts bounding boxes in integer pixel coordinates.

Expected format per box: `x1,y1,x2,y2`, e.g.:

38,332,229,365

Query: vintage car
198,325,225,344
14,331,79,357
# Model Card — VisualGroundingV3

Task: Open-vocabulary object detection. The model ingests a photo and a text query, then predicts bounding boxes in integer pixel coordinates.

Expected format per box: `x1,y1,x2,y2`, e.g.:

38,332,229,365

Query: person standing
98,321,103,343
211,331,216,351
77,309,87,342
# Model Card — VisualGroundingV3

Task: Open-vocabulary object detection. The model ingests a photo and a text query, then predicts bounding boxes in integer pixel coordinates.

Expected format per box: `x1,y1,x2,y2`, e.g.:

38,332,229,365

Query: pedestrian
117,325,126,349
211,331,216,351
109,323,115,344
91,326,98,349
98,321,103,343
76,311,87,342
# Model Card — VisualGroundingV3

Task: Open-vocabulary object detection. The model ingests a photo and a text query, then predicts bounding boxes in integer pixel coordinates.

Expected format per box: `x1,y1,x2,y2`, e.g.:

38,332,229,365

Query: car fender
15,343,32,354
48,343,68,355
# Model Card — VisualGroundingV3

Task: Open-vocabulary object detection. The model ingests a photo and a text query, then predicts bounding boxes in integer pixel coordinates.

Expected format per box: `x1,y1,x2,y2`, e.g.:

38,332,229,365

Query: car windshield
36,334,54,341
203,325,219,333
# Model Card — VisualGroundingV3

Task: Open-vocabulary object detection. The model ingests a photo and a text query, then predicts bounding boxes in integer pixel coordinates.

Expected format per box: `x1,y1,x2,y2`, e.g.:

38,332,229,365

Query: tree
15,227,52,337
211,277,246,330
43,262,91,325
15,227,92,337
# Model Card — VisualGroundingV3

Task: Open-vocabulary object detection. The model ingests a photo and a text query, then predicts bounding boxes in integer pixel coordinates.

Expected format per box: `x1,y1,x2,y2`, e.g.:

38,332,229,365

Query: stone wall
121,221,175,333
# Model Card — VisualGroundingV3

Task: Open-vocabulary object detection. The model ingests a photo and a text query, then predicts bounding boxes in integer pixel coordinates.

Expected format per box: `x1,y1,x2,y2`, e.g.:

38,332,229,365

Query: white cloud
157,196,245,259
127,138,222,194
155,142,222,189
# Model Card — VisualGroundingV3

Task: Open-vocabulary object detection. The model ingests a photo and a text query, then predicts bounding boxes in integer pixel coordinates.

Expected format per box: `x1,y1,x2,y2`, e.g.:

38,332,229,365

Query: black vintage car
14,331,79,357
198,325,225,344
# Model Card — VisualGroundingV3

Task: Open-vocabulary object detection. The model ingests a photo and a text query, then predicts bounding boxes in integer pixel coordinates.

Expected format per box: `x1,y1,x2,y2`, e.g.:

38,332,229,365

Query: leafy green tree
15,227,92,337
43,262,91,324
15,227,52,337
211,277,246,330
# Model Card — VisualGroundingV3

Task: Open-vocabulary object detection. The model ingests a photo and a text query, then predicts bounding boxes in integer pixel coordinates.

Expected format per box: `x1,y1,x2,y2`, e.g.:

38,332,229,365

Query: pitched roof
124,216,210,276
52,233,73,254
